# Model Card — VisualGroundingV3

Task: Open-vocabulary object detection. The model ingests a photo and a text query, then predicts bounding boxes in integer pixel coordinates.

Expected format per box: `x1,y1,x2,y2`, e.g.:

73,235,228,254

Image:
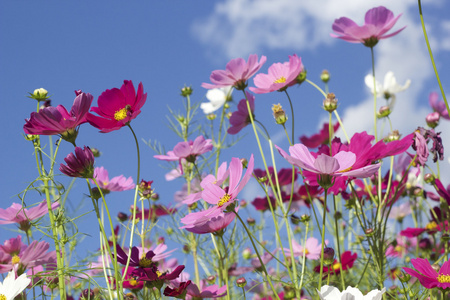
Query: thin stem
284,90,295,142
318,189,328,291
370,46,378,142
333,195,345,290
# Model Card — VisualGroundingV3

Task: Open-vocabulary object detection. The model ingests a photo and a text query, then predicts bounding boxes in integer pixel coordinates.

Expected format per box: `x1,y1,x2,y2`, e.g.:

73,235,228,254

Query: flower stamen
438,274,450,283
274,76,287,84
217,194,231,207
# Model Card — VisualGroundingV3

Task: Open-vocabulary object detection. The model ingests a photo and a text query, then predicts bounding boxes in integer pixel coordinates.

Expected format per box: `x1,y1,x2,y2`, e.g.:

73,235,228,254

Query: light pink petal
333,151,356,172
314,154,340,174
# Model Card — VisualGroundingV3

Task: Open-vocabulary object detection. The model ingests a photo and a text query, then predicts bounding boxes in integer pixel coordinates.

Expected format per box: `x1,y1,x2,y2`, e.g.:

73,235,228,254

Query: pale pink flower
0,201,59,228
250,54,303,94
228,91,255,135
282,237,324,260
92,166,134,192
386,236,417,258
202,54,267,90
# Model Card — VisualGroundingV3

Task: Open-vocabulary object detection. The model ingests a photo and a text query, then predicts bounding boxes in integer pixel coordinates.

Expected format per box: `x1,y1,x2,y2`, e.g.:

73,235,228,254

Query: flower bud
419,238,431,250
290,214,301,225
242,247,252,260
377,106,391,118
240,199,247,208
80,288,95,300
442,233,450,241
29,88,49,101
206,113,217,121
206,275,216,284
180,86,193,97
182,245,190,254
247,217,255,226
432,263,440,273
334,211,342,220
296,69,307,84
188,202,198,210
323,93,338,112
166,227,174,235
25,134,39,141
236,277,247,288
300,214,311,223
90,147,101,157
426,112,440,128
240,158,248,169
226,112,232,119
383,130,401,142
398,273,411,283
365,228,375,236
117,212,128,222
323,247,335,265
320,70,330,83
424,173,435,184
151,193,159,201
272,103,288,125
157,237,165,245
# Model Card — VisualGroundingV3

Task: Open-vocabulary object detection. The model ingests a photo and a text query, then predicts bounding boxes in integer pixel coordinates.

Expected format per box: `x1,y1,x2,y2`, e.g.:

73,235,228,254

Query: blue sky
1,0,450,290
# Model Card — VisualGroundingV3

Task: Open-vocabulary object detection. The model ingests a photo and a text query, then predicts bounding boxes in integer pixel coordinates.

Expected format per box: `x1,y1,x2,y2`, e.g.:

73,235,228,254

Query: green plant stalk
318,189,328,291
298,222,309,291
333,195,345,290
418,0,448,113
370,46,378,142
211,234,230,300
284,90,295,142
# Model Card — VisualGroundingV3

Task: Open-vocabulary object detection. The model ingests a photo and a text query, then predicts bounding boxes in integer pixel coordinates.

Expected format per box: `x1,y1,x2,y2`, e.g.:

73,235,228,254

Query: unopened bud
151,193,159,201
242,248,252,260
384,130,401,142
25,134,39,141
365,228,374,236
166,227,174,235
432,263,440,273
426,112,440,128
206,275,216,284
188,202,198,210
226,112,232,119
236,277,247,288
180,86,193,97
247,217,255,226
290,214,301,225
296,69,307,84
419,238,431,250
323,93,338,112
240,199,247,208
90,147,101,157
207,113,217,121
29,88,49,101
377,106,391,118
398,273,411,283
241,158,248,168
117,212,128,222
272,103,288,125
442,233,450,241
80,288,95,299
334,211,342,220
157,237,165,244
320,70,330,83
182,245,190,254
323,247,335,265
300,214,311,223
424,173,435,184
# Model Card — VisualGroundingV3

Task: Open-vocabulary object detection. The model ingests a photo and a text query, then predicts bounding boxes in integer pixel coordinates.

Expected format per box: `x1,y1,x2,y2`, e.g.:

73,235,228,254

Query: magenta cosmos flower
59,146,95,178
180,155,254,224
300,122,340,149
228,91,255,135
276,143,380,187
202,54,267,90
250,54,303,94
87,80,147,133
403,258,450,289
24,91,93,146
91,166,134,192
331,6,406,47
0,201,59,231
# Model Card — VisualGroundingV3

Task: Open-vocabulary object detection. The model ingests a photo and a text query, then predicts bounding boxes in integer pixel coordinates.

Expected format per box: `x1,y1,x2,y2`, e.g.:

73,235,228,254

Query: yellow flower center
332,262,341,271
394,245,403,253
217,194,231,207
339,166,353,173
0,294,6,300
11,255,20,265
426,221,438,231
438,274,450,283
114,107,128,121
129,278,138,286
273,76,287,84
139,257,152,268
156,270,163,277
304,249,309,255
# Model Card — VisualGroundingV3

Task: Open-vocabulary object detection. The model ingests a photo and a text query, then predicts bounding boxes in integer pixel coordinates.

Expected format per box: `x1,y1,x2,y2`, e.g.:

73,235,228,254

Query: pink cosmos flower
91,166,134,192
228,91,255,135
429,92,450,120
403,258,450,289
180,155,254,224
185,280,227,299
154,136,213,173
23,91,93,146
59,146,95,178
250,54,303,94
331,6,405,47
276,143,381,185
299,122,340,149
282,237,324,260
0,201,59,230
87,80,147,133
386,236,417,258
180,208,237,234
131,204,176,221
314,251,357,275
202,54,267,90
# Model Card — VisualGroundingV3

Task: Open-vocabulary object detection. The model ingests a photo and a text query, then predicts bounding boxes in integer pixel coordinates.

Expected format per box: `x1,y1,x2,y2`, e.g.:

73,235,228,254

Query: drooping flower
365,71,411,100
202,54,267,90
180,155,254,224
23,91,93,145
299,122,340,148
318,285,386,300
91,166,135,193
250,54,303,94
403,258,450,289
429,92,450,120
154,136,213,173
412,127,444,165
0,201,59,231
200,86,232,114
331,6,405,47
0,270,31,300
228,91,255,135
87,80,147,133
59,146,95,178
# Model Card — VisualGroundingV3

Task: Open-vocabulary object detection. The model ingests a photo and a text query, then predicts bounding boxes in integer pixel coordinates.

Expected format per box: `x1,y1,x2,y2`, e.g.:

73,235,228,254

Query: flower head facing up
91,166,135,193
403,258,450,289
202,54,267,90
331,6,405,47
0,201,59,231
24,92,93,146
365,71,411,100
60,146,95,178
228,91,255,135
201,86,232,114
0,270,31,300
318,285,386,300
87,80,147,133
250,54,304,94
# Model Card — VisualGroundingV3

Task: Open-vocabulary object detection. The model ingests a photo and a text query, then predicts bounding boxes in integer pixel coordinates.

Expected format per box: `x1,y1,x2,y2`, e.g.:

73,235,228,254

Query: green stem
333,195,345,290
318,189,328,291
284,90,295,142
370,46,378,142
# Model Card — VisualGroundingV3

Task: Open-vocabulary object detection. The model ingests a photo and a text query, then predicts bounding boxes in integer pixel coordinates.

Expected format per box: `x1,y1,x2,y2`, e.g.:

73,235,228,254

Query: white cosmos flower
318,285,386,300
365,71,411,100
200,86,232,114
0,270,31,300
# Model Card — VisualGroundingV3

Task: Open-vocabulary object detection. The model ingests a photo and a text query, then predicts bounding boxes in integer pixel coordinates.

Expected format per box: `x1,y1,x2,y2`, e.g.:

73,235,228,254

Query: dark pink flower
314,251,357,275
87,80,147,133
251,196,276,212
115,245,156,268
24,92,93,145
185,280,227,299
92,166,135,192
228,92,255,135
202,54,267,90
299,122,340,148
429,92,450,120
59,146,95,178
331,6,405,47
403,258,450,289
0,201,59,230
250,54,303,94
164,281,191,297
131,205,176,221
253,167,297,187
